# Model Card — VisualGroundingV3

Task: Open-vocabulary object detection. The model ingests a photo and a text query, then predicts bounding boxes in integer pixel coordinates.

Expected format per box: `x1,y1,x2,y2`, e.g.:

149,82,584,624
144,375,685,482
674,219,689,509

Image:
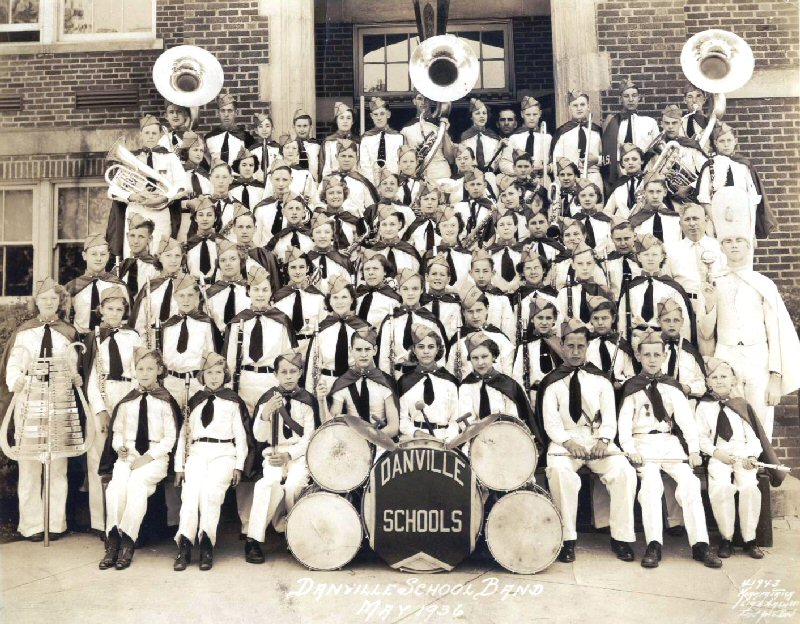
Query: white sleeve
617,394,636,454
149,401,177,461
695,403,716,458
542,383,569,446
671,389,699,454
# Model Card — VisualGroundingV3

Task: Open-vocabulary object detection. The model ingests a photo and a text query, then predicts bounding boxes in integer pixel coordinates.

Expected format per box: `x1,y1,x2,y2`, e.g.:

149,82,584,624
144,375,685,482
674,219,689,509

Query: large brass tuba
680,29,754,150
409,0,479,177
104,137,180,204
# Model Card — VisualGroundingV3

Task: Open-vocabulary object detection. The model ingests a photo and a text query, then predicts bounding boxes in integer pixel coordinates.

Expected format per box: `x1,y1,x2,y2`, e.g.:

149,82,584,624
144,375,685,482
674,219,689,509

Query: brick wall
315,21,355,136
512,16,554,94
598,0,800,469
0,1,269,136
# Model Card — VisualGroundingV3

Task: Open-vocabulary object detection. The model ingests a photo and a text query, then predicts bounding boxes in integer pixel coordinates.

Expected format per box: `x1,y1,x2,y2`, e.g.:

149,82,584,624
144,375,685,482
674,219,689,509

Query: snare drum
362,438,483,573
286,484,363,570
469,415,537,491
306,417,374,492
485,484,563,574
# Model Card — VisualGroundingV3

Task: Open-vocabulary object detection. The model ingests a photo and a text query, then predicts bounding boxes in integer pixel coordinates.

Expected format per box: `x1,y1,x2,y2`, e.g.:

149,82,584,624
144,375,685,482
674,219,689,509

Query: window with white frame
356,22,512,97
0,187,35,296
0,0,155,44
54,183,111,284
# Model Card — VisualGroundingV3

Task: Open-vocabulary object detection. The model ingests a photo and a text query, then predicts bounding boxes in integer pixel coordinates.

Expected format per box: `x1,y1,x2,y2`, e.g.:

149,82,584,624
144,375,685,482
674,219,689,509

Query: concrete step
771,474,800,518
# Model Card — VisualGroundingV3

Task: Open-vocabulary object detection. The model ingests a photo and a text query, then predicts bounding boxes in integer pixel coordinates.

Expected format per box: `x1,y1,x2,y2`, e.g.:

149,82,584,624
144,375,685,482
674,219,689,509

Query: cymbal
445,413,500,450
341,414,398,452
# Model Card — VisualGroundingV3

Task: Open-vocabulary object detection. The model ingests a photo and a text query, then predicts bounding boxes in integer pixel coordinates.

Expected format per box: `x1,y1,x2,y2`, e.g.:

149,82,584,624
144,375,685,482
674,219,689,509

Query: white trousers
634,434,708,546
105,457,168,541
546,441,637,542
715,342,773,439
707,458,761,542
247,457,309,542
175,444,236,545
17,458,68,537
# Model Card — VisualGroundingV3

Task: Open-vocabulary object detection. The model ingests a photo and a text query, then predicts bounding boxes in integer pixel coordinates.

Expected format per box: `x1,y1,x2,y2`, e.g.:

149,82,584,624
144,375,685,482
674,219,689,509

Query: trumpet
105,137,179,206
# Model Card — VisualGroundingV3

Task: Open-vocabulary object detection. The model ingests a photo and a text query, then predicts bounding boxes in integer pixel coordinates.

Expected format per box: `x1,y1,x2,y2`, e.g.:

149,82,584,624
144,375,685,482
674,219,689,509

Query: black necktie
579,287,591,323
201,395,215,428
172,133,180,147
652,211,664,242
475,133,485,170
479,380,491,418
281,396,293,439
425,222,435,251
334,321,349,375
715,403,733,442
725,165,734,187
402,312,413,350
377,131,386,165
292,290,303,332
423,373,434,405
135,393,150,456
199,239,211,275
599,337,611,372
467,201,477,232
220,133,230,163
430,295,440,319
241,184,250,209
667,342,677,377
501,248,516,282
578,124,587,160
540,339,553,374
687,116,696,139
224,284,236,325
146,150,154,170
89,278,101,329
358,290,374,320
445,250,457,286
272,201,284,235
537,240,547,257
641,277,654,321
622,256,632,279
624,115,633,144
176,316,189,353
358,377,370,422
108,330,124,379
646,379,669,422
402,181,412,205
583,217,596,248
190,172,203,197
386,248,397,273
127,260,139,296
318,255,328,278
40,323,53,358
290,229,300,249
627,178,636,209
249,316,263,362
525,130,535,156
569,370,582,423
262,140,271,174
159,279,173,322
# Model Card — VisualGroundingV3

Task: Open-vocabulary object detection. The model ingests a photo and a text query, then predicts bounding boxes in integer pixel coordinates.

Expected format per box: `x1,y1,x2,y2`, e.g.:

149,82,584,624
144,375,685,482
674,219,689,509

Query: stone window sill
0,38,163,56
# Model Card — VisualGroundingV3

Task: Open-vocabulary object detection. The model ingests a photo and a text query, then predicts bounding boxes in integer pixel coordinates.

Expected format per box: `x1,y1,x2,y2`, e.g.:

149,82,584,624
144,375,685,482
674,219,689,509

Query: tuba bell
153,45,225,129
409,0,479,178
680,30,754,150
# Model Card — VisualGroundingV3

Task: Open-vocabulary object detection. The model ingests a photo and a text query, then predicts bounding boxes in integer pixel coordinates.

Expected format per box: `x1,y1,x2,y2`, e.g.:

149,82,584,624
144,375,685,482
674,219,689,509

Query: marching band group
2,80,799,574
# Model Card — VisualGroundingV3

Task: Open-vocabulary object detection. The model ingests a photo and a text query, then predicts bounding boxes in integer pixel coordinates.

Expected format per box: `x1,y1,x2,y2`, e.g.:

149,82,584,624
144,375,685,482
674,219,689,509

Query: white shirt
695,399,762,458
86,327,142,417
253,391,316,460
225,311,295,369
399,370,460,441
111,391,177,461
542,369,617,445
666,236,725,296
359,130,405,184
498,129,552,177
206,283,250,333
162,315,216,373
175,392,248,471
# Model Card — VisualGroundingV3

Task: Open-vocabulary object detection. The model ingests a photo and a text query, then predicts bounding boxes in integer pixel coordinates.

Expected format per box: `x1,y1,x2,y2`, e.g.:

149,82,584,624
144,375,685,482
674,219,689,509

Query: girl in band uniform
204,239,251,334
355,251,401,328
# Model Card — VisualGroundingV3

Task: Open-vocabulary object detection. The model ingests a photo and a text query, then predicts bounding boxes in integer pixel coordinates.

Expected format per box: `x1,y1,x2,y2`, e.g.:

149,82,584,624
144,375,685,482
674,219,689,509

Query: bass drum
485,484,563,574
362,438,483,573
285,484,363,571
468,415,537,491
306,417,374,493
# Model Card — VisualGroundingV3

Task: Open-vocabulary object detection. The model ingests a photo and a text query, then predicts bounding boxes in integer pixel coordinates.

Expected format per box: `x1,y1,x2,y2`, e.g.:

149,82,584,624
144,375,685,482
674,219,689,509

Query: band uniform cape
0,318,83,449
184,387,258,480
221,307,298,356
162,309,223,354
462,368,544,445
301,313,370,381
377,306,451,362
534,362,610,448
98,386,181,476
331,169,380,206
619,273,698,346
601,112,630,189
328,366,400,419
696,155,777,239
398,366,460,396
550,119,603,157
696,393,786,487
618,372,688,452
251,386,320,469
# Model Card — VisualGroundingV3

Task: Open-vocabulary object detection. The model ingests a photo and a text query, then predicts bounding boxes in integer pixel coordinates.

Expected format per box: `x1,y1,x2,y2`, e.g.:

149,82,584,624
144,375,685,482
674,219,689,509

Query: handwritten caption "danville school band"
288,577,545,621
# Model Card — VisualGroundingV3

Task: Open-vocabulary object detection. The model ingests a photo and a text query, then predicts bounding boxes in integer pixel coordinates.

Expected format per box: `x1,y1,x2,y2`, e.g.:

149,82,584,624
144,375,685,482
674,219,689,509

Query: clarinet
389,314,396,374
566,272,574,319
623,272,633,342
144,278,154,350
93,327,110,412
154,316,163,353
312,319,329,422
182,374,192,473
233,318,244,393
517,292,531,394
454,320,463,382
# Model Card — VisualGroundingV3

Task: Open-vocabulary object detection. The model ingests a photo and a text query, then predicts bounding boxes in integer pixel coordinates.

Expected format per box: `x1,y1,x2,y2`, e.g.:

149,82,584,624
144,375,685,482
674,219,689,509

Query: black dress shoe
245,538,265,564
744,540,764,560
27,532,44,543
48,531,67,542
665,525,685,537
199,534,213,571
610,538,635,562
692,542,722,568
173,536,192,572
99,529,121,570
115,533,135,570
717,539,733,559
641,541,661,568
557,540,576,563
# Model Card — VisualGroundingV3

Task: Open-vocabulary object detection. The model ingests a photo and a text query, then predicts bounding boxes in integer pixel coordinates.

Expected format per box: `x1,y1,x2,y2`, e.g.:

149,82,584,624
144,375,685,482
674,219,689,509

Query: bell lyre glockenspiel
0,343,94,546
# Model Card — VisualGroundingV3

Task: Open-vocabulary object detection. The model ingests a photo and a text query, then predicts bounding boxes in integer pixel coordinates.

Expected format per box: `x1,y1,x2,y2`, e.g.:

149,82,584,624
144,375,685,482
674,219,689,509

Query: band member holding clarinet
539,319,637,564
360,97,405,186
173,352,251,572
245,349,317,564
552,91,603,189
83,286,142,533
98,347,179,570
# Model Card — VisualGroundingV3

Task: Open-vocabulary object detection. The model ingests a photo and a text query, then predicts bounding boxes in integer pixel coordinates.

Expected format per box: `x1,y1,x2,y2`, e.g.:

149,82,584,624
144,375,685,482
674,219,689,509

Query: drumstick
414,401,435,436
548,451,688,463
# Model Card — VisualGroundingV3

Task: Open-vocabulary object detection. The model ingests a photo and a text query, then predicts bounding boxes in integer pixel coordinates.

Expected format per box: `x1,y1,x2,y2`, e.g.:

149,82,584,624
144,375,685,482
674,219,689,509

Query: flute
181,373,192,475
